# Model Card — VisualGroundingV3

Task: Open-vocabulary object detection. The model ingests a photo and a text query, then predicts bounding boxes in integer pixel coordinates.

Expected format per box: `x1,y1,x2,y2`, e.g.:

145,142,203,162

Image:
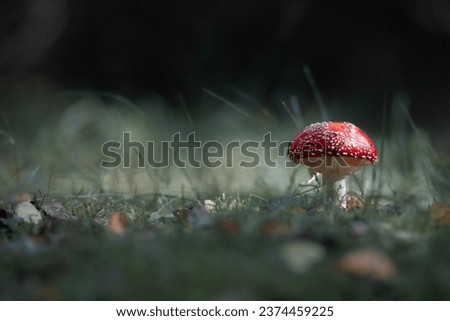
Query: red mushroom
289,121,378,209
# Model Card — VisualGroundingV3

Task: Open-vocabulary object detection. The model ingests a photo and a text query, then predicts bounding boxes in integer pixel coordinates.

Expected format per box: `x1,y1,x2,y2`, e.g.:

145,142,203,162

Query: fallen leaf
430,203,450,225
107,212,129,234
31,235,48,244
280,241,326,273
42,202,70,220
16,192,32,202
338,248,397,282
345,192,364,211
15,202,42,224
290,207,307,215
173,204,212,227
173,207,191,220
261,221,294,236
219,219,241,235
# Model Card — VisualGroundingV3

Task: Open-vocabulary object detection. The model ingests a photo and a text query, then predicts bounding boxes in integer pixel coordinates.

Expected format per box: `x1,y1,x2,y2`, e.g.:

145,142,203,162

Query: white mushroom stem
322,174,347,209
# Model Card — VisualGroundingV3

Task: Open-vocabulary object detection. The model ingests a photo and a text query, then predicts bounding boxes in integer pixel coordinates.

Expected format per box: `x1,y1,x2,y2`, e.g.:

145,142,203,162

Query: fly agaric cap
289,121,378,177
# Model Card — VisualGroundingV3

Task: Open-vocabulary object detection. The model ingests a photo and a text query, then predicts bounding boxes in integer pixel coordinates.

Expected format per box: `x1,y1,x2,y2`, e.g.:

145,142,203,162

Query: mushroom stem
322,175,347,209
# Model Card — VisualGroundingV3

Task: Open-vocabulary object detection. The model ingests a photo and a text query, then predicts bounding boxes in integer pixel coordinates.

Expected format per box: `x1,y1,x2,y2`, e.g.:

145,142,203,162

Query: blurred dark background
1,0,449,134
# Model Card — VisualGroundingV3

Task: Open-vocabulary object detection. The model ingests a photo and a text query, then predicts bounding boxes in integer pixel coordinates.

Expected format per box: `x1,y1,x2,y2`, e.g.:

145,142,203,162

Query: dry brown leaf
290,207,307,215
430,203,450,225
173,205,212,227
338,248,397,282
173,207,191,220
42,202,70,220
107,212,129,234
219,219,241,235
31,235,47,244
345,192,364,211
18,192,32,202
261,221,294,236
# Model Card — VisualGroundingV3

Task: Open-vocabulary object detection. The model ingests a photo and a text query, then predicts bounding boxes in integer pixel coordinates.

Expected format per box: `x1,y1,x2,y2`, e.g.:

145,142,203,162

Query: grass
0,88,449,300
0,193,448,300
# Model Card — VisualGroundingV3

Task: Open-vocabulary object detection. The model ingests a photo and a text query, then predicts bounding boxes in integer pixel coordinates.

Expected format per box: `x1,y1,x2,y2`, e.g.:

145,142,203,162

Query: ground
0,190,449,300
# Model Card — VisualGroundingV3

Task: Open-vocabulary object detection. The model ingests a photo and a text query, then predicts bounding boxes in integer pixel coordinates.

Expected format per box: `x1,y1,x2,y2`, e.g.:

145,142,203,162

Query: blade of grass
375,92,390,195
61,90,145,117
289,95,304,128
281,101,301,131
62,187,84,209
303,65,329,121
228,85,261,108
177,91,194,128
202,88,256,122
